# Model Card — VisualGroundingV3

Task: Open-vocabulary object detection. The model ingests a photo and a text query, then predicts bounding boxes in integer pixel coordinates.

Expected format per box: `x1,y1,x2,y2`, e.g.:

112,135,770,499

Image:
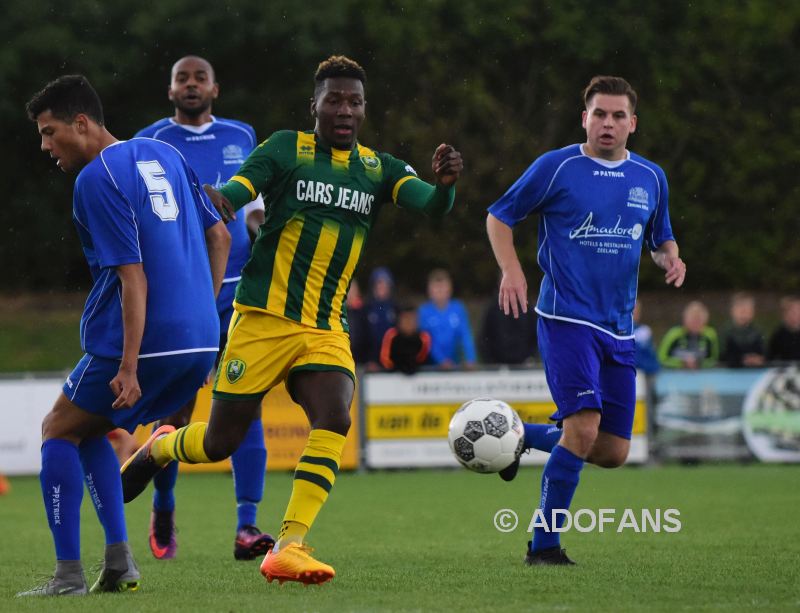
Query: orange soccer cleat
259,542,335,585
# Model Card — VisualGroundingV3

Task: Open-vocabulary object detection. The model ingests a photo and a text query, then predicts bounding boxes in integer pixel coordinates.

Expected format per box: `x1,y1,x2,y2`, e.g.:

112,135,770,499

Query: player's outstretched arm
110,263,146,409
651,240,686,288
486,214,528,319
394,144,463,218
205,220,231,297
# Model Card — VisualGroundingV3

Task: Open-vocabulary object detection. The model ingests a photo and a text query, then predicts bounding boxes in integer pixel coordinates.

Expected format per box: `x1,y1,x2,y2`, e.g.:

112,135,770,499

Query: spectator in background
365,267,397,371
633,299,660,374
658,300,719,368
418,268,477,369
379,304,431,374
345,279,370,365
479,280,537,365
721,292,766,368
767,295,800,362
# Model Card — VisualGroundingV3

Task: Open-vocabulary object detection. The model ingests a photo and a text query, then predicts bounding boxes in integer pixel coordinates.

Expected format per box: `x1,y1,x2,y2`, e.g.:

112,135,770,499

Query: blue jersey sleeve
487,151,564,227
644,165,675,251
74,167,142,269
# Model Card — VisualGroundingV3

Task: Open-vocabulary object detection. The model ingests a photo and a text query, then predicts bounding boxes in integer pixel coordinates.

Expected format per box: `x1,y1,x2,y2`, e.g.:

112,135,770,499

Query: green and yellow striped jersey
219,130,421,332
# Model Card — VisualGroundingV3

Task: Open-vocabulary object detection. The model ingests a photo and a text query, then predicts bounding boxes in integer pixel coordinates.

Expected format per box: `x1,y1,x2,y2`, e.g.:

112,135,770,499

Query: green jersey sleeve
219,130,295,211
380,153,455,218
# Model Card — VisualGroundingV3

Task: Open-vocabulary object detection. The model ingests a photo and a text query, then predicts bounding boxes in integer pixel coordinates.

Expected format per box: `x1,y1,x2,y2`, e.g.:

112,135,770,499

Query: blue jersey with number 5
72,138,221,359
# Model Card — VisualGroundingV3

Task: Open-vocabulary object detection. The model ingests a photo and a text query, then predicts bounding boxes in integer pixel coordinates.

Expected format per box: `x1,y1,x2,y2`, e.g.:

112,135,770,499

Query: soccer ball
448,398,524,473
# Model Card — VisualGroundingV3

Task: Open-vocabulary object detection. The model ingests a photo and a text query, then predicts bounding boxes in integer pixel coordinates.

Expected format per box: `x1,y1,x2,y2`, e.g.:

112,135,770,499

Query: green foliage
2,0,799,296
2,466,799,610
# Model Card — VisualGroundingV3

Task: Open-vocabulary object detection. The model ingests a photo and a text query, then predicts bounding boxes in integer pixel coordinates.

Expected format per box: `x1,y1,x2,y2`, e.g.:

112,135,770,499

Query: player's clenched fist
432,144,463,186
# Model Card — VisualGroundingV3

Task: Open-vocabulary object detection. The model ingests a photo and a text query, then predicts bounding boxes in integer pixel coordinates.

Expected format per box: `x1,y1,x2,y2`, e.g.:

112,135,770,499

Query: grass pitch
1,464,798,612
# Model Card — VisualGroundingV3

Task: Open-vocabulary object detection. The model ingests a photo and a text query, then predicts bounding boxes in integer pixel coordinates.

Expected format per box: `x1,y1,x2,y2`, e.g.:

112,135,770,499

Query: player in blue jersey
19,75,230,596
135,55,272,562
487,76,686,565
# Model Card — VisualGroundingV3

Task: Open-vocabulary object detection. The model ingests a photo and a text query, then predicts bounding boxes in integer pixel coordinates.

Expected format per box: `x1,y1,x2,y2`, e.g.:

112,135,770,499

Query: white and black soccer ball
448,398,524,473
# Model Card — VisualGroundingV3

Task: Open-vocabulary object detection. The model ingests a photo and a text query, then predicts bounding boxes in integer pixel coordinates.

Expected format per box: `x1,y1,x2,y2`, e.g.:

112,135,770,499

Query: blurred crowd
349,268,800,375
635,293,800,374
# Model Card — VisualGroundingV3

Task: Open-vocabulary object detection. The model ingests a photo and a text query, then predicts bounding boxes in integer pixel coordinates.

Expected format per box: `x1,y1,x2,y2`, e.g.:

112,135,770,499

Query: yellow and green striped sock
151,422,211,465
276,429,346,549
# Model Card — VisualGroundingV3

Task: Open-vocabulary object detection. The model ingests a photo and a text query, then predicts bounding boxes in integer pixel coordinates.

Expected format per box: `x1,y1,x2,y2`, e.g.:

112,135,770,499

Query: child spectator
658,300,719,368
365,267,398,371
418,269,477,369
767,296,800,362
380,304,431,374
720,292,766,367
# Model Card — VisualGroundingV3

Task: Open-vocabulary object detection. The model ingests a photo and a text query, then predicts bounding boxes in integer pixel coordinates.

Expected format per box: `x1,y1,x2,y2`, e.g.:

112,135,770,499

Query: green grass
1,465,799,611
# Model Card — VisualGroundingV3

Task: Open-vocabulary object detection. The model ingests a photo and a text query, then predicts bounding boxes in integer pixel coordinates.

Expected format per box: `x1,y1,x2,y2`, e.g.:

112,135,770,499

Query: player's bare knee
41,411,56,440
591,445,629,468
41,412,79,444
203,436,235,462
202,428,241,461
311,406,351,435
594,454,625,468
563,421,599,456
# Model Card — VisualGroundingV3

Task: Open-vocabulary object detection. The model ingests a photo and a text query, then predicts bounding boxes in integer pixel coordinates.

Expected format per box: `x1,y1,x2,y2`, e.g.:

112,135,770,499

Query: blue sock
231,418,266,530
153,460,178,512
40,439,84,560
79,436,127,544
523,423,562,453
532,445,584,553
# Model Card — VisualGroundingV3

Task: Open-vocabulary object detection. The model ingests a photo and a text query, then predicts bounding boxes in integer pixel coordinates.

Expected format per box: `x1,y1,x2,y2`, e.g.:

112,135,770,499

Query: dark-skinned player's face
169,57,218,117
311,77,365,149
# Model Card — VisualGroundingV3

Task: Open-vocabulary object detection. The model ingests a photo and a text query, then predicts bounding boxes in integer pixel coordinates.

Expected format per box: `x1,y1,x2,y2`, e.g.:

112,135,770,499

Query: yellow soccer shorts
213,307,356,400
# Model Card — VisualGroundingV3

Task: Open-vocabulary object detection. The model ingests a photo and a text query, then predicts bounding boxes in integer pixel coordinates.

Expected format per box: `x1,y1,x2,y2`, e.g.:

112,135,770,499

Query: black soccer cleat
498,457,520,482
120,425,174,503
524,543,576,566
234,525,275,560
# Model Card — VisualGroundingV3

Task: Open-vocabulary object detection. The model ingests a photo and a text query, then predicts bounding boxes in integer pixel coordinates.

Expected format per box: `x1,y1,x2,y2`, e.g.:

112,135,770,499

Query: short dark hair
427,268,451,284
314,55,366,93
583,76,637,112
397,302,418,315
26,75,104,124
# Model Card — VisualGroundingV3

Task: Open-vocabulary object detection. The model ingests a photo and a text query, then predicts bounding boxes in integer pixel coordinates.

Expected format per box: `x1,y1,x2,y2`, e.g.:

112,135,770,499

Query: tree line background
2,0,798,299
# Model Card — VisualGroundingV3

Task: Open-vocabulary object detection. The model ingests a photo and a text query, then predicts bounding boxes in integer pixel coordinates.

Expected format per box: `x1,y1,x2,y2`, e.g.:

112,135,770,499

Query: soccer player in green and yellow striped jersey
220,127,442,332
121,55,463,585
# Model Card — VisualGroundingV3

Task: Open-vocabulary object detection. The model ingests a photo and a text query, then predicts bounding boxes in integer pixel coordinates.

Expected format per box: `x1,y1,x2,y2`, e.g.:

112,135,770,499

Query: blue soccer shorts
63,351,217,433
537,317,637,440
